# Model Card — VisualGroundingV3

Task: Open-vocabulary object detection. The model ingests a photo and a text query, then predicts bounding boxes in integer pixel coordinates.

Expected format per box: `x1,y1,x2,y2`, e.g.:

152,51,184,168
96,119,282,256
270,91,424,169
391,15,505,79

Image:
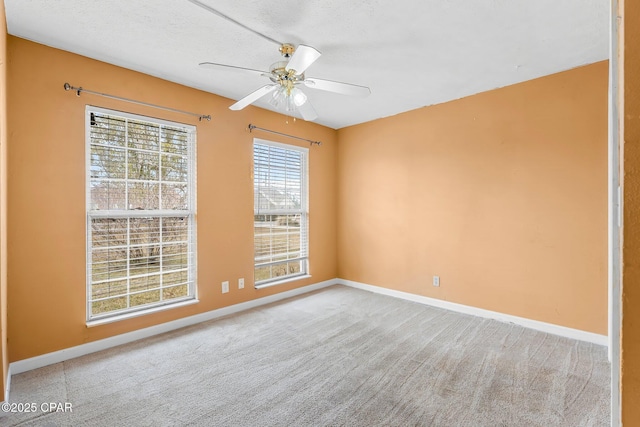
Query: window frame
85,106,197,323
253,138,309,287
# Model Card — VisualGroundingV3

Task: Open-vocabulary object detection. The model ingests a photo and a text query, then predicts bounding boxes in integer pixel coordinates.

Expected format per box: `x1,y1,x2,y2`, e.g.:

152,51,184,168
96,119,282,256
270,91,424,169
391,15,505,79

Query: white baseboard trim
7,276,606,400
10,278,339,376
339,279,608,346
1,364,11,405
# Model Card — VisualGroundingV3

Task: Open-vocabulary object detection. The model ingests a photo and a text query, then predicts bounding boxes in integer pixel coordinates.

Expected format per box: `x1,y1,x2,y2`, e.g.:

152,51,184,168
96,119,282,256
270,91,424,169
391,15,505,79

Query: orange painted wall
0,0,8,402
620,0,640,423
337,62,608,334
4,32,611,372
6,37,338,362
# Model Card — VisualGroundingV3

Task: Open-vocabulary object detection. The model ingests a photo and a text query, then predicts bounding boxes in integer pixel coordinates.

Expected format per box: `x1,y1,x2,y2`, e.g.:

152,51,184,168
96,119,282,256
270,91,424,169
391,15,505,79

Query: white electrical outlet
222,281,229,293
433,276,440,287
238,278,245,289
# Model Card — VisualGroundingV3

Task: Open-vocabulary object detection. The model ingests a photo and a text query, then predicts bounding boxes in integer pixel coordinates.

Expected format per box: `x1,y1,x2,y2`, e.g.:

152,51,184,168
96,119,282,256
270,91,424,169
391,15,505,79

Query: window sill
86,298,199,328
254,274,312,290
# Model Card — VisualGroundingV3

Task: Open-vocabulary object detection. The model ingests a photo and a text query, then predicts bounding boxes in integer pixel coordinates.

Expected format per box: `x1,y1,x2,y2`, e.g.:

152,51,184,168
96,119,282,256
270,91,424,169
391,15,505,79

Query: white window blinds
253,140,309,285
86,107,196,321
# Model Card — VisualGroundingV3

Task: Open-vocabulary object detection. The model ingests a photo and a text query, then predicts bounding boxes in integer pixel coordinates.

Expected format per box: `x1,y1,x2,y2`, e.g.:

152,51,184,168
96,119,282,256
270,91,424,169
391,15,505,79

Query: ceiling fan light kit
192,1,370,122
269,86,307,109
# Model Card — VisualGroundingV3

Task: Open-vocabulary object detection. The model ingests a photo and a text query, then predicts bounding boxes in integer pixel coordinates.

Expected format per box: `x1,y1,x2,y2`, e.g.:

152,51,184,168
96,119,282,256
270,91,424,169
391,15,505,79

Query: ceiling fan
187,0,371,121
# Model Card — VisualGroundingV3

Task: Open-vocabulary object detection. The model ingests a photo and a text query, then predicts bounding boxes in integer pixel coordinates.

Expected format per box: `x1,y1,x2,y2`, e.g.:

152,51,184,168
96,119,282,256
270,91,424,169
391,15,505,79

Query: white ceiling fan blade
187,0,283,46
285,45,321,74
199,62,268,75
304,77,371,97
229,84,278,110
298,100,318,121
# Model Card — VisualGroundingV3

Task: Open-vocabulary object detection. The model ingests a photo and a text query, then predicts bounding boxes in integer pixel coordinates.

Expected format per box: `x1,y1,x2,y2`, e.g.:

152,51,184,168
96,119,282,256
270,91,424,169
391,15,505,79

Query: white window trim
85,106,197,323
254,274,312,290
253,138,309,286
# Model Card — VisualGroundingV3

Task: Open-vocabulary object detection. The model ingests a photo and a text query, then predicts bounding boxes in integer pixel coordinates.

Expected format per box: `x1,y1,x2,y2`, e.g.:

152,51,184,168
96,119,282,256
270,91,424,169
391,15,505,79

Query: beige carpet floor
1,285,610,426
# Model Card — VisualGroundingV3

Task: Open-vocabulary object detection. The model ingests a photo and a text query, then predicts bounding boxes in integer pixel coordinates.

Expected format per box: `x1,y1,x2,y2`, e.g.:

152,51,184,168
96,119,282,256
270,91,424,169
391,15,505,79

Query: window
86,107,196,321
253,139,309,286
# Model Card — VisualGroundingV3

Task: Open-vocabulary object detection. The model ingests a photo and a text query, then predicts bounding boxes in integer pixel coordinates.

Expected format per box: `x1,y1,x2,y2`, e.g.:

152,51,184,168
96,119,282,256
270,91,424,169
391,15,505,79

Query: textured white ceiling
4,0,609,129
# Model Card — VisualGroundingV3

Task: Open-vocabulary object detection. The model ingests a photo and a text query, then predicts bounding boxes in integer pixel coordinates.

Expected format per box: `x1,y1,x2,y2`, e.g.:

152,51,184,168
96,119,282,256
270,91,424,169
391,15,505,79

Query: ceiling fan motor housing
269,61,304,94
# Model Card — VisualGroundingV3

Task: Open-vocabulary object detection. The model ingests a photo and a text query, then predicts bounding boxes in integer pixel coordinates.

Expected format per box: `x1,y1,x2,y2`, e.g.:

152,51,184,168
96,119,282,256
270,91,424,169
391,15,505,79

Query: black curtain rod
63,83,211,122
248,124,321,146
